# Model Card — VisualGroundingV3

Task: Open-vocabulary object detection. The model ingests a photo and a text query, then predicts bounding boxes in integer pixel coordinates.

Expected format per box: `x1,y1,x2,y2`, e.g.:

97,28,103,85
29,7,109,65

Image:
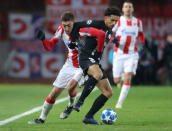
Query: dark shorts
79,55,107,80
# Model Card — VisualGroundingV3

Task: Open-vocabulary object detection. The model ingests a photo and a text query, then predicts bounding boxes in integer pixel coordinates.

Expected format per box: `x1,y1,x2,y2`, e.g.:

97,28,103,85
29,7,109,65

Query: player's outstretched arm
79,27,105,52
37,29,58,51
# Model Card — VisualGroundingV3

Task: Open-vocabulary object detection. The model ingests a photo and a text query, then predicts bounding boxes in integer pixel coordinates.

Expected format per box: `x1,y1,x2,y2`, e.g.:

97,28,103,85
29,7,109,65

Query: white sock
116,82,131,107
40,97,55,120
68,96,76,106
121,73,124,81
68,90,77,106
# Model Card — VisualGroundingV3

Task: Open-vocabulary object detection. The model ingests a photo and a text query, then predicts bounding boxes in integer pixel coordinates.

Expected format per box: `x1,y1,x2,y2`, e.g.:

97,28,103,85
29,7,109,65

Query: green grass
0,84,172,131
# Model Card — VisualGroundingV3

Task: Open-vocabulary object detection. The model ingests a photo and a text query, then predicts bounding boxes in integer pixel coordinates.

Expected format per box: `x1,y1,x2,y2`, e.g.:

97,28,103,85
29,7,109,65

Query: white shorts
112,53,139,78
53,61,85,88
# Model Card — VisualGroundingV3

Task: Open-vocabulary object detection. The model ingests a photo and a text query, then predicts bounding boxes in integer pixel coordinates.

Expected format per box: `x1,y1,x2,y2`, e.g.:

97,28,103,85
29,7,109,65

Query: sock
68,90,78,106
78,76,98,103
116,82,130,106
40,96,56,120
121,73,124,81
85,94,108,119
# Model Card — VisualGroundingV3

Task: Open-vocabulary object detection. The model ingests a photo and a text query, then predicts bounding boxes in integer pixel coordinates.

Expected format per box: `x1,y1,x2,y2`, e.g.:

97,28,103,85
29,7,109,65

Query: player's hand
68,42,78,49
94,51,102,61
37,29,45,40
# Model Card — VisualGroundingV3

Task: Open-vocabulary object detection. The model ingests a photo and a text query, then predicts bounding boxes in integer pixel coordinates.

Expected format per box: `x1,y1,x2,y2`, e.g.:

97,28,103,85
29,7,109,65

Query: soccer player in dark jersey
60,7,121,121
28,11,108,125
62,7,121,125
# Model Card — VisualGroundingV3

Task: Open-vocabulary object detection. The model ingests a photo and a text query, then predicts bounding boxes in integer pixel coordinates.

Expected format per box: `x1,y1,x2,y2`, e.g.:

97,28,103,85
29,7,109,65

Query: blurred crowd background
0,0,171,85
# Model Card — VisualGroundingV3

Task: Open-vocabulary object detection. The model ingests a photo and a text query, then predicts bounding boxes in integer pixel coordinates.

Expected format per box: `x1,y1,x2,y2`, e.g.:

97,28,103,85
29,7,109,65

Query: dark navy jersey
71,20,112,58
71,20,112,47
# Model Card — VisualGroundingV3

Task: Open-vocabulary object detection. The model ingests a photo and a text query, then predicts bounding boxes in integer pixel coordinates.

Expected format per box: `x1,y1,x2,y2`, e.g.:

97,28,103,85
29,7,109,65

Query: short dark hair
104,7,121,17
61,11,74,21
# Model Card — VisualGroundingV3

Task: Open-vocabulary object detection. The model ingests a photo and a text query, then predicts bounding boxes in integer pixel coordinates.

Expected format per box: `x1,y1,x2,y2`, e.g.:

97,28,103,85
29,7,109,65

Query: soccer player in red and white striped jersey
112,0,145,109
28,11,106,124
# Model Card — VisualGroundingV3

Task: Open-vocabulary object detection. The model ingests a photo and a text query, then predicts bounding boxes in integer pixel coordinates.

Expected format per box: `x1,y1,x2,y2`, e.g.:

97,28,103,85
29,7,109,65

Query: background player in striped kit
112,0,145,109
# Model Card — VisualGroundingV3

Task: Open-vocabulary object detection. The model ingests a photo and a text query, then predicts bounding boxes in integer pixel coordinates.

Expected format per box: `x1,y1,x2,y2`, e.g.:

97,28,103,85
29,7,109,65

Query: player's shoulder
55,24,64,37
56,24,64,32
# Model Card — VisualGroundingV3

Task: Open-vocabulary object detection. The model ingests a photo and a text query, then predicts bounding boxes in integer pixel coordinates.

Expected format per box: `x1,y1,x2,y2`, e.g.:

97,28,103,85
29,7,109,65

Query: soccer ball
101,109,117,124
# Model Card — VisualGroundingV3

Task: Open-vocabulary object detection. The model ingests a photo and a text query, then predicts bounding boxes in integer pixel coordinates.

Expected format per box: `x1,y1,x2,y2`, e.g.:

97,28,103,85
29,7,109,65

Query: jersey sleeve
42,25,63,51
79,27,105,52
71,20,104,43
138,19,145,44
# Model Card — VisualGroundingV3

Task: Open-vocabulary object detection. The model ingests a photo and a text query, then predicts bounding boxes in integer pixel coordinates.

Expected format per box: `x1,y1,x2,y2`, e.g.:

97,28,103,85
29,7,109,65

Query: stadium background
0,0,171,85
0,0,172,130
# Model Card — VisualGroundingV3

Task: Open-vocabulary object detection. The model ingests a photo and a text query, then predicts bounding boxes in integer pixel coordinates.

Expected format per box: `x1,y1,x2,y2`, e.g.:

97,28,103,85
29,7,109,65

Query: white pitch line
0,88,97,126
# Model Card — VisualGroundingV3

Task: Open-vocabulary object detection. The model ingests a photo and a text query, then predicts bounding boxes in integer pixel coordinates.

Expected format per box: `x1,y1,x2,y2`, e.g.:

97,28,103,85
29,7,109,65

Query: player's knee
93,72,103,80
108,90,113,98
67,79,77,89
67,80,77,92
124,77,131,83
104,90,113,98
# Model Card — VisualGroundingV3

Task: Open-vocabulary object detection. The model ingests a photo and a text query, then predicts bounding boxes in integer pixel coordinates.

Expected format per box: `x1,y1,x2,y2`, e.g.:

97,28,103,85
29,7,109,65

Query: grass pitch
0,84,172,131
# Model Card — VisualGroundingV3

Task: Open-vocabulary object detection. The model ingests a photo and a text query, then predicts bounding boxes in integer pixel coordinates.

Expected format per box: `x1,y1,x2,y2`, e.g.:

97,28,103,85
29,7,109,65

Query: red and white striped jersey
42,25,79,68
112,16,145,54
42,25,105,68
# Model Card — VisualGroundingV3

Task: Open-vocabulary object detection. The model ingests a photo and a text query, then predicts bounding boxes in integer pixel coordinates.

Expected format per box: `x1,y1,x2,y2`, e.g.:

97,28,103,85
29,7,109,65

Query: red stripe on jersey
61,28,64,38
123,36,132,54
57,25,62,32
118,19,121,27
134,37,137,52
127,20,132,26
72,50,79,68
56,25,64,38
69,35,72,40
114,36,121,52
137,18,140,27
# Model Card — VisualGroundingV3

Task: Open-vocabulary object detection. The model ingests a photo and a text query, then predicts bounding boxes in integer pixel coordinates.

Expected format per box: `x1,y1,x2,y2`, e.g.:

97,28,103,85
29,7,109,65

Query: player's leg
60,69,84,119
28,87,64,124
113,53,123,85
83,77,113,125
60,79,78,119
73,75,95,112
116,54,139,109
115,72,132,109
67,79,78,106
74,64,103,112
28,62,74,124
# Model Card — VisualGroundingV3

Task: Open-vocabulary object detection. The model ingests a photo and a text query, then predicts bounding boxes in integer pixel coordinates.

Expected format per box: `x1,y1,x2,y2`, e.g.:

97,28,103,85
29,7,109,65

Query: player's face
62,21,74,35
104,15,119,29
122,2,134,17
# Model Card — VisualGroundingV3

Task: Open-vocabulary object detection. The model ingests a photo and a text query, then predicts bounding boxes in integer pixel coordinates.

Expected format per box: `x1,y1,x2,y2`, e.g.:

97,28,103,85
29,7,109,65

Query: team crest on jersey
89,57,95,63
87,20,92,25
